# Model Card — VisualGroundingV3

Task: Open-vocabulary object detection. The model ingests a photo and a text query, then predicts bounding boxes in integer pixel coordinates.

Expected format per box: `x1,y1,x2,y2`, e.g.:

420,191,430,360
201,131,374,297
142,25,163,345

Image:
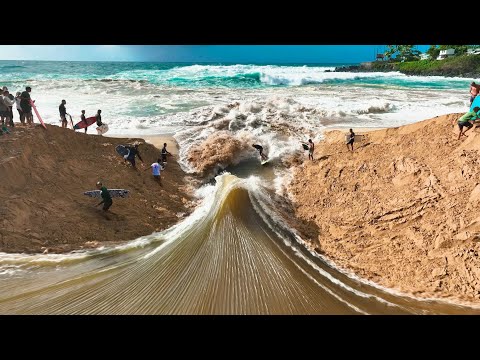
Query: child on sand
302,139,314,160
346,129,355,152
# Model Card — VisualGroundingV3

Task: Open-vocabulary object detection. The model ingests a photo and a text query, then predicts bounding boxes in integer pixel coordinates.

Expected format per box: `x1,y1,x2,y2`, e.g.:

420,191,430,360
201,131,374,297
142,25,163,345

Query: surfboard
116,145,130,158
68,114,74,129
261,159,269,165
29,100,47,129
302,143,309,151
96,123,109,135
84,189,130,198
73,116,97,130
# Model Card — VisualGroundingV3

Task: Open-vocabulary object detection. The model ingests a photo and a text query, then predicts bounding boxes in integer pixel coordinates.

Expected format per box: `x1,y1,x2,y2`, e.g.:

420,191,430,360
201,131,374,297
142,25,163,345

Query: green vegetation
368,49,480,77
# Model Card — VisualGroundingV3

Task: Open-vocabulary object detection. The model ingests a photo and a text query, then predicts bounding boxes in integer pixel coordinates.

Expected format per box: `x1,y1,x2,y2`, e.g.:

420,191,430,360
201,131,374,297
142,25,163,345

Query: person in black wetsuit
59,100,67,128
20,86,33,126
80,110,88,133
125,144,144,169
96,109,102,126
252,144,268,161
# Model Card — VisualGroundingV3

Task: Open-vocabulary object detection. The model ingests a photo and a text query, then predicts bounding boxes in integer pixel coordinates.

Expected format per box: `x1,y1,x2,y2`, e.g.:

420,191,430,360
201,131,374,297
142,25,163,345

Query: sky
0,45,430,63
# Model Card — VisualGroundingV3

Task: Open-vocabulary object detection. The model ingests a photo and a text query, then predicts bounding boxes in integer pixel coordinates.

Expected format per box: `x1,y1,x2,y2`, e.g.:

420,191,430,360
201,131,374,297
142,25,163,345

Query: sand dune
0,125,194,253
289,113,480,302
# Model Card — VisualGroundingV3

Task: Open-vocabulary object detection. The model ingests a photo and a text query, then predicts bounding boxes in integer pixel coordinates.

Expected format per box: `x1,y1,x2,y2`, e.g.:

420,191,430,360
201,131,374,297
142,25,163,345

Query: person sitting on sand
80,110,88,133
144,158,164,184
59,100,68,128
346,129,355,152
470,82,480,106
455,107,480,140
161,143,172,164
252,144,268,161
302,139,314,160
96,181,113,212
125,144,144,169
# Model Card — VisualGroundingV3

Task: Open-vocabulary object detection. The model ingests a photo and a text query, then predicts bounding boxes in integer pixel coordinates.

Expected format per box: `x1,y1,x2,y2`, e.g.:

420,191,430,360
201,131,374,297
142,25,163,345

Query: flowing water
1,60,478,314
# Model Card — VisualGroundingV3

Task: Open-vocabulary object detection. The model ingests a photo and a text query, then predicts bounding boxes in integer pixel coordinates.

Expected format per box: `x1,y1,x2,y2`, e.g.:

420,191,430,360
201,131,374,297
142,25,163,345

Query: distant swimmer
161,143,172,164
125,144,144,169
144,158,163,185
252,144,268,161
455,107,480,140
81,110,87,133
59,100,68,128
346,128,355,152
470,82,480,105
96,181,113,211
302,139,314,160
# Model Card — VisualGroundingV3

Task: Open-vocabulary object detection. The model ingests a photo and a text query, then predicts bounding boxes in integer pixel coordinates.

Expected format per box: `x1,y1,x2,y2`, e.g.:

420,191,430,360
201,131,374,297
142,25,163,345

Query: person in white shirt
1,90,15,127
144,158,164,185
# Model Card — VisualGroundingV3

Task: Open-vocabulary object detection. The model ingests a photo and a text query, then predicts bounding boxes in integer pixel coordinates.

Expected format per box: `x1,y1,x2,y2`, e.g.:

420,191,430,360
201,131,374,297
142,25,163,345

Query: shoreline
288,113,480,303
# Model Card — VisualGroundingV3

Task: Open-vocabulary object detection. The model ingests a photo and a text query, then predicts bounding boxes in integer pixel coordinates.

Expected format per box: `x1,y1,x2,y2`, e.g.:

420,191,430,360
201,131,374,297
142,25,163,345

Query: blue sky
0,45,430,63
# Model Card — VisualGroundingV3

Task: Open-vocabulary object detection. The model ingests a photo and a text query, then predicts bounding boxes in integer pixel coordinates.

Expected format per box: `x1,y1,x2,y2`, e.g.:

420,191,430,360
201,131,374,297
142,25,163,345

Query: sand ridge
289,113,480,303
0,125,194,253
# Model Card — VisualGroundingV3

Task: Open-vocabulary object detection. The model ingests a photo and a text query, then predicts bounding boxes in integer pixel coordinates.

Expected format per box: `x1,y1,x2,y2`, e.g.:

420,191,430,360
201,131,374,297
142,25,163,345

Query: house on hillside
375,53,385,61
437,49,455,60
467,48,480,55
420,53,429,60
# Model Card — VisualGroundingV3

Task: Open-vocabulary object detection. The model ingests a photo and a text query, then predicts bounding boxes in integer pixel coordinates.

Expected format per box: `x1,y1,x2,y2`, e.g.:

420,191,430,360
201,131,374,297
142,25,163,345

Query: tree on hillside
385,45,421,62
426,45,440,60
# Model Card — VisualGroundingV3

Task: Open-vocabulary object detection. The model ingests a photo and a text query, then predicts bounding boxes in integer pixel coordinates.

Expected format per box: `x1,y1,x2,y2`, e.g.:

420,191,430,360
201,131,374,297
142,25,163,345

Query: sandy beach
289,113,480,303
0,125,194,253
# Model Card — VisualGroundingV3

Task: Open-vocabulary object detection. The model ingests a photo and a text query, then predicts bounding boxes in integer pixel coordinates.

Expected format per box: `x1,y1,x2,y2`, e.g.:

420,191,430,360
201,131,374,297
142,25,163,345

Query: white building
420,53,430,60
468,48,480,55
437,49,455,60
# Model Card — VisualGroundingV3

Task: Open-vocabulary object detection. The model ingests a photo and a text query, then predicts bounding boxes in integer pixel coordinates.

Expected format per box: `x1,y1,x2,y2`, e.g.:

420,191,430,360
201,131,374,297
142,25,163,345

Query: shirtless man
470,82,479,106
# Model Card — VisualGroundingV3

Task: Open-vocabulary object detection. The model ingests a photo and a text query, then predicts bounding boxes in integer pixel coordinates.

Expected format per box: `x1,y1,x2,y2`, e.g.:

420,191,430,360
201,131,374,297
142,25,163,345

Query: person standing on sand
470,82,480,106
59,100,68,128
95,109,102,126
346,129,355,152
15,92,24,125
161,143,172,164
302,139,314,160
144,158,163,185
21,86,33,126
80,110,88,133
125,144,144,169
0,90,14,127
455,106,480,140
96,181,113,211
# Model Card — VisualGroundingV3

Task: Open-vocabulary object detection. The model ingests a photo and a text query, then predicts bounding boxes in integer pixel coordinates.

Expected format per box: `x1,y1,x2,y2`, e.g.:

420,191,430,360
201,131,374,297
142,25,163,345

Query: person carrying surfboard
301,139,314,160
96,181,113,211
252,144,268,161
346,129,355,152
59,100,68,128
455,107,480,140
125,144,144,169
20,86,34,126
